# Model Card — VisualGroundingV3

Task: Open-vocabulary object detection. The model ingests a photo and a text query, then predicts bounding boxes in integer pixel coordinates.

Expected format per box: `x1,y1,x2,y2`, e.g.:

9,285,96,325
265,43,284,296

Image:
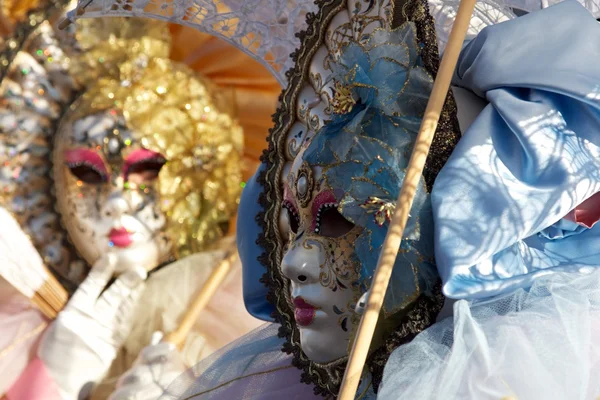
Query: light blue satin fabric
433,0,600,300
236,163,275,321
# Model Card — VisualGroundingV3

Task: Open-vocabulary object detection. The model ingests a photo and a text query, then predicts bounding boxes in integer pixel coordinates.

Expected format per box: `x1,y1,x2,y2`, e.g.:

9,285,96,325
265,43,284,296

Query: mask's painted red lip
293,297,320,327
293,297,318,309
108,227,133,248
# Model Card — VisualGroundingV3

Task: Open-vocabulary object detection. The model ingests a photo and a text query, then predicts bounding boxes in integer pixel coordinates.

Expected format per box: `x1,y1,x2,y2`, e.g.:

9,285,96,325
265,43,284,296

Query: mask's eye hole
127,157,166,184
64,149,108,185
316,205,354,237
283,201,300,234
67,163,107,184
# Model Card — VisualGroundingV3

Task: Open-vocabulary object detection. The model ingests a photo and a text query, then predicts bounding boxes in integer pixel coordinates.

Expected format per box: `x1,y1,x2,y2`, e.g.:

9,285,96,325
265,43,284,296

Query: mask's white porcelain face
53,110,171,273
281,149,363,363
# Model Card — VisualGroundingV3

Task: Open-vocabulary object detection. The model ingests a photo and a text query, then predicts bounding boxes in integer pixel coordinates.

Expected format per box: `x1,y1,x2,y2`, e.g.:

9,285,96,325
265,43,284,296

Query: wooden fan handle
163,250,238,348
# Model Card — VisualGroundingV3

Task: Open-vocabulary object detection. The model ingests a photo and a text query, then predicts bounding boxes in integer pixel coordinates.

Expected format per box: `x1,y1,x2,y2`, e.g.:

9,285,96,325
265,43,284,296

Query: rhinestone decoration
295,161,314,208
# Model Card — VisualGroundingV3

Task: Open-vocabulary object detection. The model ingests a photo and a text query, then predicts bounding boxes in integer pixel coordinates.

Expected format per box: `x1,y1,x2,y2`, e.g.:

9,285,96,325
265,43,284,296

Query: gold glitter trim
360,197,396,226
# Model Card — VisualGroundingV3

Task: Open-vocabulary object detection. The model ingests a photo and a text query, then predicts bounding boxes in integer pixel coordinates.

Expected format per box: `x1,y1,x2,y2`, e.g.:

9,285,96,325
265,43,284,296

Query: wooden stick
337,0,478,397
31,277,69,319
5,268,69,320
163,250,238,348
38,273,69,312
58,2,87,30
31,292,58,319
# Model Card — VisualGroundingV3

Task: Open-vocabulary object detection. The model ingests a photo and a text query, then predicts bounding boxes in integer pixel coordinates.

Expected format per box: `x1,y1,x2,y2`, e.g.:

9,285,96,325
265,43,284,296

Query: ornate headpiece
0,2,243,290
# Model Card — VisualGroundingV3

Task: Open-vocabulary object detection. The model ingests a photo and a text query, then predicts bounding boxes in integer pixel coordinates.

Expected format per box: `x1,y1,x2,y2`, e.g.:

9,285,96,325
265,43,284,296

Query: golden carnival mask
0,3,243,289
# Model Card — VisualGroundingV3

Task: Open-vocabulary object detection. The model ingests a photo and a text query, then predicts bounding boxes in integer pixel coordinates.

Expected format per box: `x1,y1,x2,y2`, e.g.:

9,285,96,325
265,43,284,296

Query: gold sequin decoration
360,196,396,226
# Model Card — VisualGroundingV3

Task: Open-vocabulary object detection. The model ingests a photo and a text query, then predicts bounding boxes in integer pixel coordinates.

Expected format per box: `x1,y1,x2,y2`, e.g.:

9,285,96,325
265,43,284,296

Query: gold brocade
70,17,172,86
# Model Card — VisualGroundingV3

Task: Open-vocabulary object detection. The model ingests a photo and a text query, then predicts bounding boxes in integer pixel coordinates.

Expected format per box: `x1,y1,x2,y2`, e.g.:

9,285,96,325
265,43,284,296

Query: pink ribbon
7,357,61,400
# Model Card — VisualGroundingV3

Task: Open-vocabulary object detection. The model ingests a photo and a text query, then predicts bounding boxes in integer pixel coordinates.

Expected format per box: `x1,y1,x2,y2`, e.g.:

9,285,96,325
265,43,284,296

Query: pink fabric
564,192,600,229
0,278,47,395
6,357,61,400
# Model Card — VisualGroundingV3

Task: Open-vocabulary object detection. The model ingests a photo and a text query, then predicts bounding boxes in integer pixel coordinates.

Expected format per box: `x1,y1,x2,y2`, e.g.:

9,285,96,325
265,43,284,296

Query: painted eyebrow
64,148,108,174
123,149,166,175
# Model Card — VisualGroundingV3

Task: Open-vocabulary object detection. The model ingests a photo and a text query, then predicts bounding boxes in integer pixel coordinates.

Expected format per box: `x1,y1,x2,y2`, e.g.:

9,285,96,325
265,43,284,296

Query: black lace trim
368,282,445,392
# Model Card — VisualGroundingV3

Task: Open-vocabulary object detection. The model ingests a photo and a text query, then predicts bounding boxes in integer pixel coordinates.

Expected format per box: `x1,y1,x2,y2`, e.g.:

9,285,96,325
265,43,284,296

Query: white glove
38,253,147,400
109,332,189,400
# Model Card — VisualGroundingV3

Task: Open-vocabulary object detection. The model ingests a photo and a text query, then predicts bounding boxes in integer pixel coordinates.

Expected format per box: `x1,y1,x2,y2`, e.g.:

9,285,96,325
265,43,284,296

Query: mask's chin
300,326,350,364
108,241,160,274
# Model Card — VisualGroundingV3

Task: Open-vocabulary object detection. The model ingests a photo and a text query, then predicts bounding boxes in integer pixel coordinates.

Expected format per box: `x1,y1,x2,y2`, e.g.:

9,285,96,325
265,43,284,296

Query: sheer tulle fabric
378,269,600,400
159,323,321,400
